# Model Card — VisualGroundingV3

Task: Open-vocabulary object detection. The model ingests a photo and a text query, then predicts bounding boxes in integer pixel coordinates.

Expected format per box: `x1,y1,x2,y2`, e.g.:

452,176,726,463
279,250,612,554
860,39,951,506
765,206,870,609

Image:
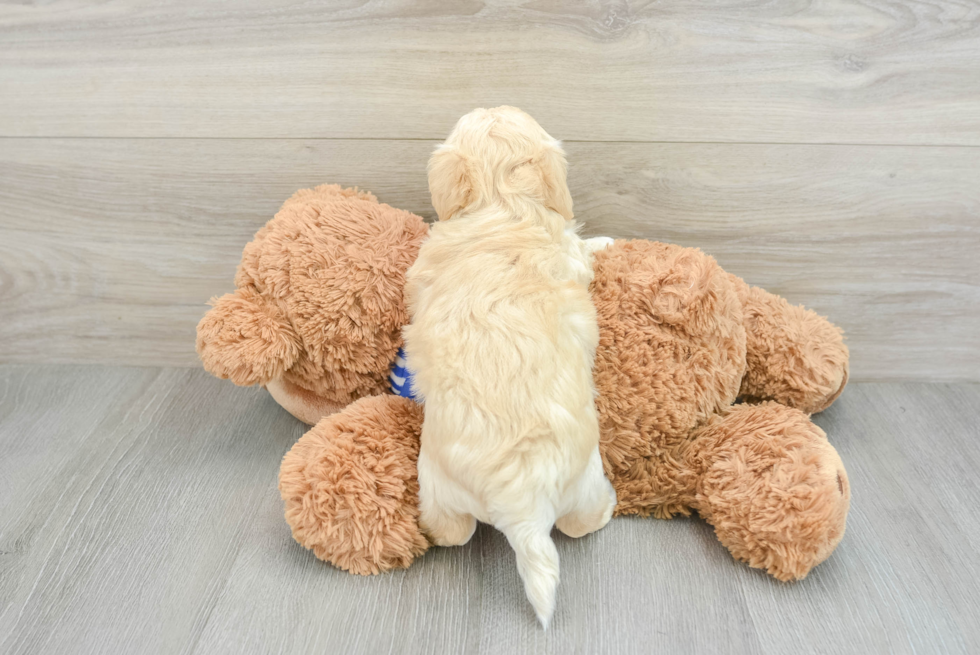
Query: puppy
402,107,616,628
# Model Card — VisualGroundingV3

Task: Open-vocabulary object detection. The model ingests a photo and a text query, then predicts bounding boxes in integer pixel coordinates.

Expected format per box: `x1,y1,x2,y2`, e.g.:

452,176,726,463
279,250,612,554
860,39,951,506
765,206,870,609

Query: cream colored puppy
403,107,616,628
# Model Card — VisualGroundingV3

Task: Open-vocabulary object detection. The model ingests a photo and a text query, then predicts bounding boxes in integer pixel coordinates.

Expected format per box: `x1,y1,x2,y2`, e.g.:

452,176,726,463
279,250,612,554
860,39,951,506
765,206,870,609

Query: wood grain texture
1,138,977,380
1,1,979,143
1,367,978,654
0,366,306,654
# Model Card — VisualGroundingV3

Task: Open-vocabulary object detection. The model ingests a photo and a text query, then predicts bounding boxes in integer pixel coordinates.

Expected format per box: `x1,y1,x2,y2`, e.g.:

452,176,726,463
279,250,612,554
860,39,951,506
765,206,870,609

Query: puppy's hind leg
417,450,477,547
556,446,616,539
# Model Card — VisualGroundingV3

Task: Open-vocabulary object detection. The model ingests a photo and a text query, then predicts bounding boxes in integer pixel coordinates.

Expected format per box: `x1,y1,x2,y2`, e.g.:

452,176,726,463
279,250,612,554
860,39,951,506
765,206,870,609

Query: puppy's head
428,106,573,221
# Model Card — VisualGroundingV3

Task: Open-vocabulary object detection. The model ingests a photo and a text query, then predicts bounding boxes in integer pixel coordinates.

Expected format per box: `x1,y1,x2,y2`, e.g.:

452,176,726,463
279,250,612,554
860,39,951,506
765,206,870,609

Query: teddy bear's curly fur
198,184,851,582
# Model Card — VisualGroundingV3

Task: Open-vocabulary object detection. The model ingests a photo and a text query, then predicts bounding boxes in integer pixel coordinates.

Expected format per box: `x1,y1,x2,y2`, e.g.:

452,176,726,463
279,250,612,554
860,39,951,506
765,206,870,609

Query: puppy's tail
501,518,560,628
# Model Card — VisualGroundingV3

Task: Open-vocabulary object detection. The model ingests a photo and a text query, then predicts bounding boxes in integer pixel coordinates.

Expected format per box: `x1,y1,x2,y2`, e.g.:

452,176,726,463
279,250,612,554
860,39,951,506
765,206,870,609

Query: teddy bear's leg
278,394,429,574
688,402,850,581
728,274,849,413
416,449,478,546
555,445,617,538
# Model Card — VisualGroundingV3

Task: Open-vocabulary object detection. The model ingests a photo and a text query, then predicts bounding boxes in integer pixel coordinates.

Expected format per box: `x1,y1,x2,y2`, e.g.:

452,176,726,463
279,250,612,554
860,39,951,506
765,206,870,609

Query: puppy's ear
511,141,574,221
536,141,574,221
196,288,301,386
428,145,473,221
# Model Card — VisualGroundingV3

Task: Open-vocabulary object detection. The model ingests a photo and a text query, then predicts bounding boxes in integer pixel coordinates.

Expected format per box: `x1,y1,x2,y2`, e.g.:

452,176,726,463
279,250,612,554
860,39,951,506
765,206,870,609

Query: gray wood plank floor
1,366,977,654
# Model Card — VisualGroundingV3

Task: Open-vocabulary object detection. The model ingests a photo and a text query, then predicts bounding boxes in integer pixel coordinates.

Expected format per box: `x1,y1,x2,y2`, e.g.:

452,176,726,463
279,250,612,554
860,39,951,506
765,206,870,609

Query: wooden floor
0,366,977,655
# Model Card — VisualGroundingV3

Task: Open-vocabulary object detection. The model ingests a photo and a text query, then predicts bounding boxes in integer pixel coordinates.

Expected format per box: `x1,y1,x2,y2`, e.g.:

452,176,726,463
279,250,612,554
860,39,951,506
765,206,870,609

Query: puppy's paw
422,512,477,547
555,492,614,538
584,236,615,253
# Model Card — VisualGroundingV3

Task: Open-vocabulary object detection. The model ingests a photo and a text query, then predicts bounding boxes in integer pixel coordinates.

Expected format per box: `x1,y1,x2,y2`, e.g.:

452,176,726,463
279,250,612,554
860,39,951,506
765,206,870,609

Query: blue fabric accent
389,347,419,402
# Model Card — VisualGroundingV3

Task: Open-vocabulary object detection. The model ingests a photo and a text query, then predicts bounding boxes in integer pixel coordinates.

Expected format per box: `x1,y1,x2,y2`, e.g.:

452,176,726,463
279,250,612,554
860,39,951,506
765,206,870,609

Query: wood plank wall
1,1,978,380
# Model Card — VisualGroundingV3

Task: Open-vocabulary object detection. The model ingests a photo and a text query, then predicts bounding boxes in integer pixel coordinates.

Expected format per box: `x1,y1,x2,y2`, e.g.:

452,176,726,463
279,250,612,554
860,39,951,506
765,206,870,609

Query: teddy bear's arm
728,274,849,414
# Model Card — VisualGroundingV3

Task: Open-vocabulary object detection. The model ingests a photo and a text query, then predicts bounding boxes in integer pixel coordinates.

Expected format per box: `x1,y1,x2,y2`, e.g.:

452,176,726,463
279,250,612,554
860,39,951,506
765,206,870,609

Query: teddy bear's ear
427,144,473,221
196,289,301,387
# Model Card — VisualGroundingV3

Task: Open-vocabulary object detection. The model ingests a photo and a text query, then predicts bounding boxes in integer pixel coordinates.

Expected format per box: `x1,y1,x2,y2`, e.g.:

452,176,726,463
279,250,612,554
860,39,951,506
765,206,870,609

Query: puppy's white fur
403,107,616,628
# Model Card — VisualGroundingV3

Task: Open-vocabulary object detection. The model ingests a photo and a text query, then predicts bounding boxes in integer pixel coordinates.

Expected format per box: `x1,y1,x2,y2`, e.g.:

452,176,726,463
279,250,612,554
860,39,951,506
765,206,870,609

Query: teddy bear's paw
805,360,849,415
693,403,850,581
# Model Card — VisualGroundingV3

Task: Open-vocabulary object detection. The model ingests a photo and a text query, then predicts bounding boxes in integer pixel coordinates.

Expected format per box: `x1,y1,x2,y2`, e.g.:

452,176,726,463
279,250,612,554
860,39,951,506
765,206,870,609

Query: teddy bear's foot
278,394,429,574
690,402,850,581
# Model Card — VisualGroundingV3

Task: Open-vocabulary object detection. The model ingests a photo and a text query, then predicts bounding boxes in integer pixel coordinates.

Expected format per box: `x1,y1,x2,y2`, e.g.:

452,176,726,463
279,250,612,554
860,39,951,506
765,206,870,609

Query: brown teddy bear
198,184,851,582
